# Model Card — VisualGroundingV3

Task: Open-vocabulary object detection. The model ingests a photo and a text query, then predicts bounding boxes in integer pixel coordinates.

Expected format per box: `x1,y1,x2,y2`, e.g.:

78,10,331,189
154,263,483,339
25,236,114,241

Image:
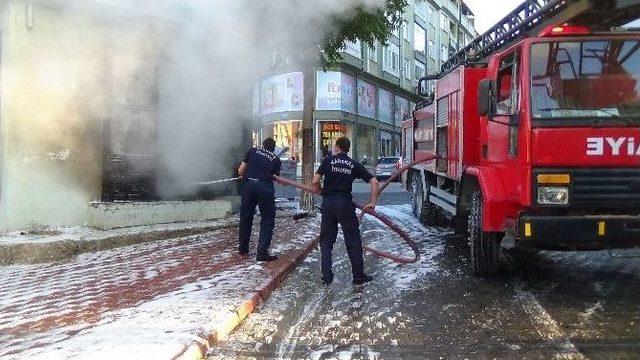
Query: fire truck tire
453,214,469,235
411,175,428,223
468,190,499,276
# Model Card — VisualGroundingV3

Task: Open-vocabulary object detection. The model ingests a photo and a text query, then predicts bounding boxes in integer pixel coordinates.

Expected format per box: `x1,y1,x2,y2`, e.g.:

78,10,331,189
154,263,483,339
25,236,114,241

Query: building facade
253,0,478,170
0,0,245,233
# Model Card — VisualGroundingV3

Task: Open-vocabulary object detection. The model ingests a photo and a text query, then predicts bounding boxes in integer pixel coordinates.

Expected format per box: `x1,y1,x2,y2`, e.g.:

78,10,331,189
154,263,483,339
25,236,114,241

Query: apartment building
253,0,478,166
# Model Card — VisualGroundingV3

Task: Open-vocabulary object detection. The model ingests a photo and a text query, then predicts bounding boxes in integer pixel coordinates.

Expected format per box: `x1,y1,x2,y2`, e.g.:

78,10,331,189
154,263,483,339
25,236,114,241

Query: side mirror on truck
478,79,496,116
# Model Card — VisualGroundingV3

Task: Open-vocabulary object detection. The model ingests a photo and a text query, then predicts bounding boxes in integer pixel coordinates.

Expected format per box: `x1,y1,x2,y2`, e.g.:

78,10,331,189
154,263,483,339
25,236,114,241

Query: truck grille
571,168,640,210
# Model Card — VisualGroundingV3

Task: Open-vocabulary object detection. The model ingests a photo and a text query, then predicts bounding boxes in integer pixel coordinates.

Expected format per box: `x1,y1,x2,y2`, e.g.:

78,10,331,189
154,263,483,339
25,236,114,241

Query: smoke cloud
1,0,389,231
155,0,386,198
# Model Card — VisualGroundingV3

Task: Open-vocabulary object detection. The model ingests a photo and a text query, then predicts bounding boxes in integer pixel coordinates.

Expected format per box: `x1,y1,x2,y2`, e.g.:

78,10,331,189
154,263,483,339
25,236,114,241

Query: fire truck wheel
411,175,426,222
468,190,499,276
453,214,469,235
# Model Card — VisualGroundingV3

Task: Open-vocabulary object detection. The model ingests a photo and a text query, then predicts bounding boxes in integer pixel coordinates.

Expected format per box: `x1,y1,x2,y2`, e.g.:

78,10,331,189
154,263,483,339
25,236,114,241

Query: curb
0,210,300,266
173,234,321,360
0,222,238,266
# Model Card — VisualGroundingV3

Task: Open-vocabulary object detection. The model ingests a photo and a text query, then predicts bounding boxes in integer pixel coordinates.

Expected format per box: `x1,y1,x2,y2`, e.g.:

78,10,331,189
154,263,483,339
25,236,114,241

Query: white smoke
1,0,391,225
155,0,387,198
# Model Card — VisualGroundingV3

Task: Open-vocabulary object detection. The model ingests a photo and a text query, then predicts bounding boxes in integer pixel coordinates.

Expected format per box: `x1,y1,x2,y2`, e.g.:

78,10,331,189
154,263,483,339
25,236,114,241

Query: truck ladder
433,0,640,78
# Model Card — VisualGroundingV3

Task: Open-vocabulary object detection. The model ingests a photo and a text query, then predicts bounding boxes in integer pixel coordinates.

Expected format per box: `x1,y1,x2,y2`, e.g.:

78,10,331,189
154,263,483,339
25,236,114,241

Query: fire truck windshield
531,40,640,125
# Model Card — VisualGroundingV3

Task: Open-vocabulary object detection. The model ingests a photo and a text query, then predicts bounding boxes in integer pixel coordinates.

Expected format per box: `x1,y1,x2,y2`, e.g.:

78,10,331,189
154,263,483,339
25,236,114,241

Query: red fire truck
402,0,640,276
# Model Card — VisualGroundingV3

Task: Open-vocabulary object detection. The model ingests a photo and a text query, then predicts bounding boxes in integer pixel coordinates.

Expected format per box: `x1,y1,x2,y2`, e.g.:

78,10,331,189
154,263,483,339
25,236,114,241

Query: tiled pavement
0,215,320,359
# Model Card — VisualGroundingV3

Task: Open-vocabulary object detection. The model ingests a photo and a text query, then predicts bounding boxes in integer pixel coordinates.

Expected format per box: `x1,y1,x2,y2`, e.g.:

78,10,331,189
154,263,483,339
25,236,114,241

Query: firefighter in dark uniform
312,137,379,285
237,138,281,261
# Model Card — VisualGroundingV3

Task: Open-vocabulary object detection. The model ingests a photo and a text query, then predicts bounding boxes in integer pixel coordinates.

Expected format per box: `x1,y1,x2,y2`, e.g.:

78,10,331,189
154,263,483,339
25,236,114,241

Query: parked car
375,156,400,181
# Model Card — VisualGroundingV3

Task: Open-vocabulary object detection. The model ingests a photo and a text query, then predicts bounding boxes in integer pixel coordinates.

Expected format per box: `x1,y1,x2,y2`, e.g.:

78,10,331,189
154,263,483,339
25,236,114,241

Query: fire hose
274,154,439,265
198,155,438,264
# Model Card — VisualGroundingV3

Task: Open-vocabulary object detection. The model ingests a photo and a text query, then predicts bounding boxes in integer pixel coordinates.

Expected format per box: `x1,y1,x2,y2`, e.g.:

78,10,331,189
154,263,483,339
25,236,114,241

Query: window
356,125,376,164
368,41,378,62
387,14,400,38
495,51,521,157
415,1,427,21
450,20,457,38
415,60,426,83
343,39,362,59
414,24,426,54
530,40,640,125
496,53,519,115
404,58,412,80
440,44,448,61
429,5,437,25
440,13,449,31
429,40,435,59
383,43,400,76
271,49,291,67
404,22,411,41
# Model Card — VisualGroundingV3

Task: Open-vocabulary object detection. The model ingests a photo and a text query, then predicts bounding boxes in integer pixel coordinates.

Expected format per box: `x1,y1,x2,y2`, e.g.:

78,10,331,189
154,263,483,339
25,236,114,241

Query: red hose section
273,154,439,264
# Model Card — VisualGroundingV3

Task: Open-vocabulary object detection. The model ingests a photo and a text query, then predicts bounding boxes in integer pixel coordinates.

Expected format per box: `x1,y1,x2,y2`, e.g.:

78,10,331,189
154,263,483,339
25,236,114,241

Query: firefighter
237,138,281,261
312,136,379,285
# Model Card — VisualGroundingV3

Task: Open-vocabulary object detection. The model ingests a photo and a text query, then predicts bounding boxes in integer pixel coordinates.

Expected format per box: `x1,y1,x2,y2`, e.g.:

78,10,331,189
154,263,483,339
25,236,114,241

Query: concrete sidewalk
0,201,300,266
0,213,320,360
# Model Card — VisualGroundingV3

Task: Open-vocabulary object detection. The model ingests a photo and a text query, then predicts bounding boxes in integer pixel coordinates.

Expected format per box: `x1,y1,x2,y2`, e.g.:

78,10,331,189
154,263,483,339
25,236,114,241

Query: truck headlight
537,186,569,205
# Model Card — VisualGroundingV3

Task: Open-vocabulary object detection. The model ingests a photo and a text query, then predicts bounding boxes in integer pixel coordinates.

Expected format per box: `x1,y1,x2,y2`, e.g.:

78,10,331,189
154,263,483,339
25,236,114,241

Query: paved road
352,180,409,206
288,179,408,208
210,199,640,358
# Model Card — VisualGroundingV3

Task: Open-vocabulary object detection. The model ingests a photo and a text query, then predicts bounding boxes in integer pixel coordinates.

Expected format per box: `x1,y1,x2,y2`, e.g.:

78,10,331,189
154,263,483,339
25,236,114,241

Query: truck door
486,48,527,203
492,50,520,158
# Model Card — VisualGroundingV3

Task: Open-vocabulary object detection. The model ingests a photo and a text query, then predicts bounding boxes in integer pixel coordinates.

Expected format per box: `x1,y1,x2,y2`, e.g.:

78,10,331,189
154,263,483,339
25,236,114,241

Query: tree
299,0,409,211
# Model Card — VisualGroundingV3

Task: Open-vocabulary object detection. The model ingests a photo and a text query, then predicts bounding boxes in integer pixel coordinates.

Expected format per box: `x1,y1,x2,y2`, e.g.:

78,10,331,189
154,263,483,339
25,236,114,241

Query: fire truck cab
403,23,640,276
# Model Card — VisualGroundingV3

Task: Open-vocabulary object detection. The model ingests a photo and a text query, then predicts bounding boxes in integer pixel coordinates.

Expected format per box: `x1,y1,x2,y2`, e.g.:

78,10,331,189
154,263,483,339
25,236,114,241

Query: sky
463,0,523,33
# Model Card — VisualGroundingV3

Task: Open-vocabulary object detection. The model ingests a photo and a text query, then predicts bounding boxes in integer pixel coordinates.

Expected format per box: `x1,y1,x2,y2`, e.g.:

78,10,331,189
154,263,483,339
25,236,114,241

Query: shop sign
378,89,393,124
394,96,410,124
357,79,377,119
320,122,347,156
316,72,355,113
261,72,303,115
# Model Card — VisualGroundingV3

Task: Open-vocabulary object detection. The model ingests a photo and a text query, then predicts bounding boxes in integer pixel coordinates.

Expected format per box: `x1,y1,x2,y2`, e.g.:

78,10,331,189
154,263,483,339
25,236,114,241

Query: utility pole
300,58,316,211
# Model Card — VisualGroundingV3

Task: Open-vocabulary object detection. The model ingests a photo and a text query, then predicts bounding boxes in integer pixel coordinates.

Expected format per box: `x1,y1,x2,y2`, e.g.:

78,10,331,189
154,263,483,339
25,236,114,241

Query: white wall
0,1,165,233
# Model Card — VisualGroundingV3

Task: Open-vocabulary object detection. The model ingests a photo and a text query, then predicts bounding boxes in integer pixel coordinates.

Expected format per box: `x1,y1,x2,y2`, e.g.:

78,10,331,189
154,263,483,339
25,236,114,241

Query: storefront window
378,89,394,124
380,131,393,157
260,73,303,115
263,120,301,161
317,121,348,161
356,124,376,166
357,79,377,119
316,72,356,113
395,96,410,125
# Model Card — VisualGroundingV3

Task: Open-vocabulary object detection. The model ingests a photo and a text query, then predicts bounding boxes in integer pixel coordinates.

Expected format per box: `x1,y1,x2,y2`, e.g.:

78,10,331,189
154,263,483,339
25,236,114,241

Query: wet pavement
209,204,640,359
310,181,409,207
0,216,320,359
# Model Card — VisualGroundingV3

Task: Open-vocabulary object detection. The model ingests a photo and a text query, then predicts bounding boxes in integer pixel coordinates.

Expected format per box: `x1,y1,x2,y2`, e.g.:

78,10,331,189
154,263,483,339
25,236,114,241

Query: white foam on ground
514,287,586,360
